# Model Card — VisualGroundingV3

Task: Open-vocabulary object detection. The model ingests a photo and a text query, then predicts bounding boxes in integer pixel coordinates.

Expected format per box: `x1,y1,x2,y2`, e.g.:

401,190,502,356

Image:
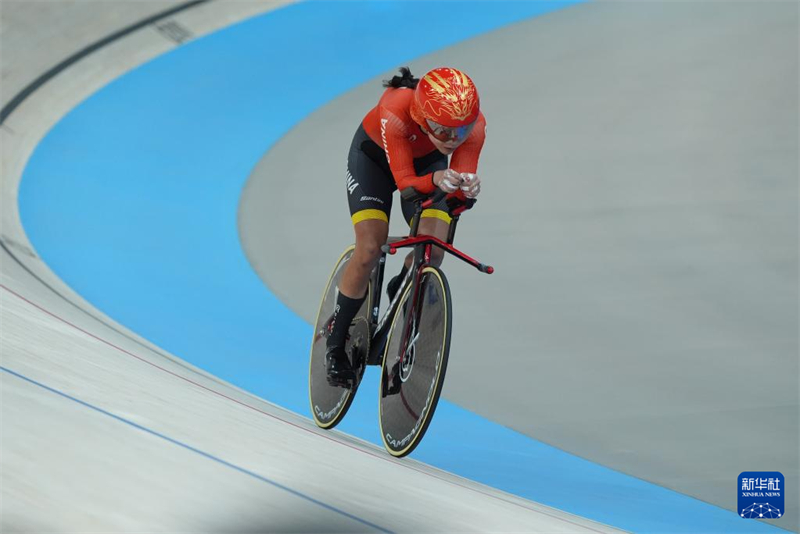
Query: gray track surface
1,0,179,105
1,1,624,532
2,253,621,533
239,2,799,531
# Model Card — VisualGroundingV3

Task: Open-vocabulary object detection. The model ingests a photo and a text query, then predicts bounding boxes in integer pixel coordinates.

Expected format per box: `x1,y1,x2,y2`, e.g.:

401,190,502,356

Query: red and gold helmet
411,67,480,137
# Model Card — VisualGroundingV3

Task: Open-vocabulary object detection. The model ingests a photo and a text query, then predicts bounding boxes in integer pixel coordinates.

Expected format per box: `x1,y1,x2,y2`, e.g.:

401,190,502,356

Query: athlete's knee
351,214,388,273
353,232,386,270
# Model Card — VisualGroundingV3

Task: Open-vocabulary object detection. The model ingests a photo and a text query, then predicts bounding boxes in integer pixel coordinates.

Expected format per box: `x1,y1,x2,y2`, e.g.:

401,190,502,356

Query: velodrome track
2,1,797,532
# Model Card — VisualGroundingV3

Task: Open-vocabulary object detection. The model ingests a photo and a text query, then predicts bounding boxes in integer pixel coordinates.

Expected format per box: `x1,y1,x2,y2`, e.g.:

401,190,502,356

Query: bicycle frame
364,191,493,365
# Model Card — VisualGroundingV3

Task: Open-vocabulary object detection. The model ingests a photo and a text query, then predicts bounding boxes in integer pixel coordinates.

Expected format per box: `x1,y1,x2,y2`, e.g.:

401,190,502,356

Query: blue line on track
0,365,394,534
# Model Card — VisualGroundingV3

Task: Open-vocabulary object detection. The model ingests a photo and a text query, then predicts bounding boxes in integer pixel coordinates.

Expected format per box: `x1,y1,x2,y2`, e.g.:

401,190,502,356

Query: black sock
327,288,366,349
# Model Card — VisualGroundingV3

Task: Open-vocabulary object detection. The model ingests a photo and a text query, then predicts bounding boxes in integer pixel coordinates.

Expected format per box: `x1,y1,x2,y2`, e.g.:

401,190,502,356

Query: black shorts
346,124,451,226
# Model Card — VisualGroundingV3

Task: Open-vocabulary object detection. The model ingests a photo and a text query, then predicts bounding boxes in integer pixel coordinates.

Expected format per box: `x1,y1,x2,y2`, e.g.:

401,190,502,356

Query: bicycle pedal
381,366,402,396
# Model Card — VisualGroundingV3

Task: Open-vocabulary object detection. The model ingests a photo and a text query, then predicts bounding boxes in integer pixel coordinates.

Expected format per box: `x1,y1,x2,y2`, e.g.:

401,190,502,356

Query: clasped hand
433,169,481,198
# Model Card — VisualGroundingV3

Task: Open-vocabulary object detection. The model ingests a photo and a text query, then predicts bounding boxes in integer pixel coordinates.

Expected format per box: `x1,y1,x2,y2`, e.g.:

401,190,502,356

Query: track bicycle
308,188,493,457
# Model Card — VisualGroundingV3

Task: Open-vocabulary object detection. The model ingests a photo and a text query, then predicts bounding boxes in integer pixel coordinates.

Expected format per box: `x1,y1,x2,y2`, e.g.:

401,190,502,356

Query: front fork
398,242,432,362
366,246,427,367
371,213,493,366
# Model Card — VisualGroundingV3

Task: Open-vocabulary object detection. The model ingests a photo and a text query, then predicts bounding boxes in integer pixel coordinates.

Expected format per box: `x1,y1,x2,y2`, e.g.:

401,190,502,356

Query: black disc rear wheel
309,246,371,429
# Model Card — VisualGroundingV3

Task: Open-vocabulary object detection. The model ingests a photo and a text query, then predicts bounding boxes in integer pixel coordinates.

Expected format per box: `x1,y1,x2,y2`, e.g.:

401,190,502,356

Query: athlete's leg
328,127,393,363
326,217,387,382
339,218,389,298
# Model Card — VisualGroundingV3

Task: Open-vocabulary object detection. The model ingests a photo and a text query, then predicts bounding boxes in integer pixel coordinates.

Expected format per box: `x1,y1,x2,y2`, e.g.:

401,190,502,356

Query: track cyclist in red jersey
326,66,486,384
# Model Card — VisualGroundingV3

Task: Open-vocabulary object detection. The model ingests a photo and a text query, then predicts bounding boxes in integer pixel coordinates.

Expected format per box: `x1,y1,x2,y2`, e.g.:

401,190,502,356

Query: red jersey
361,87,486,194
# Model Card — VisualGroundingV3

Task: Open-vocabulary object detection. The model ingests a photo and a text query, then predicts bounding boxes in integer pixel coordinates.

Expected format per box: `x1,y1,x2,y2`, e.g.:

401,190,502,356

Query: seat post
447,215,460,244
409,205,423,237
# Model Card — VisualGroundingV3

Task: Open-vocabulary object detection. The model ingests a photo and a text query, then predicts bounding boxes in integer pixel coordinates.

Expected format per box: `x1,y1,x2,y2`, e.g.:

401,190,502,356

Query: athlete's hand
433,169,463,194
460,173,481,198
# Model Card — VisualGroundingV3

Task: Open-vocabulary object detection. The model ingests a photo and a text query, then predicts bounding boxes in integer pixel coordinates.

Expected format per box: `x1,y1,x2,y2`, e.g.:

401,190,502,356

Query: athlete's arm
379,107,438,194
450,114,486,175
450,114,486,198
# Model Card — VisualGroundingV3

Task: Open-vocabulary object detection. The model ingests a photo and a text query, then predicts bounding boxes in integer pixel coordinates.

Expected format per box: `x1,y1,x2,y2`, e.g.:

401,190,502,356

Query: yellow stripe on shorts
420,209,452,224
352,209,388,225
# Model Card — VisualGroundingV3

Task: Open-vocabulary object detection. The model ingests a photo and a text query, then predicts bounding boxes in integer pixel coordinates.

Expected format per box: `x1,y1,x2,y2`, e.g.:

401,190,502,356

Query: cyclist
326,66,485,384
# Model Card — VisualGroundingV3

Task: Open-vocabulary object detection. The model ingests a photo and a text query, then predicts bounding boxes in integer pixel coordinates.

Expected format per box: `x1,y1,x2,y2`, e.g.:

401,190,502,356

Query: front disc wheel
378,266,451,457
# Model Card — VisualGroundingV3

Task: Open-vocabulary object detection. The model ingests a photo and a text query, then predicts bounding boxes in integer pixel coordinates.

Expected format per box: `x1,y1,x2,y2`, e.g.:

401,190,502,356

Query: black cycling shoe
326,345,355,387
387,270,406,302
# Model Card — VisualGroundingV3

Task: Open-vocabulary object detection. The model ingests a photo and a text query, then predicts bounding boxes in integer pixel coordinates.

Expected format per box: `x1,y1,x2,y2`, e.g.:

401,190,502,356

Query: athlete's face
423,118,474,155
426,132,464,155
